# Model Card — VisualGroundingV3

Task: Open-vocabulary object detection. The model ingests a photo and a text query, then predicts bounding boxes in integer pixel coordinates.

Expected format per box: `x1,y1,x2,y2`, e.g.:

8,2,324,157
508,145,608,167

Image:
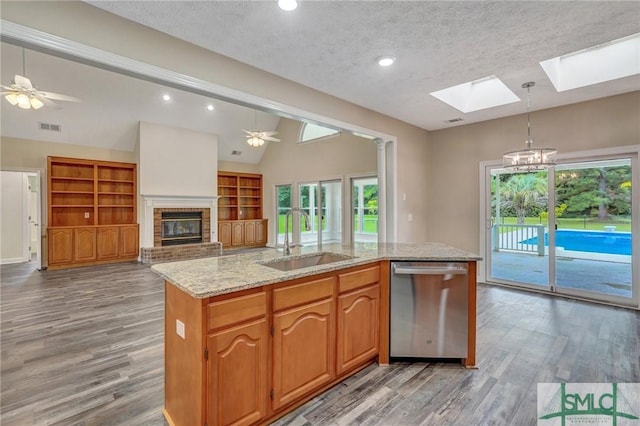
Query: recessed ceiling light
430,75,519,113
540,32,640,92
278,0,297,11
377,56,395,67
207,104,214,111
162,94,171,102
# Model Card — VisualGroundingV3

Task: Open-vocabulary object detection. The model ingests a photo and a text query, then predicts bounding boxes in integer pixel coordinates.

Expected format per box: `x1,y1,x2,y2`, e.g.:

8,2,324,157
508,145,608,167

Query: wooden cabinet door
48,228,73,264
255,220,267,245
272,298,335,410
207,318,268,426
97,226,119,259
73,227,96,262
231,222,244,246
244,221,256,245
218,222,232,247
119,224,139,258
337,284,380,375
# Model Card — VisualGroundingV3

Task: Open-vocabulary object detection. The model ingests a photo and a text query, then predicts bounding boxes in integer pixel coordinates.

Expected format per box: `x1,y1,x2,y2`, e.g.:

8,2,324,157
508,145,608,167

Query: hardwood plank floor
1,261,638,425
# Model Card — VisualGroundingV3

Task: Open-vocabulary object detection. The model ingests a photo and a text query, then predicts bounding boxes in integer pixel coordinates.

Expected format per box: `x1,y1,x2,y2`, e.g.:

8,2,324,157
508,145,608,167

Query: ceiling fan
243,110,280,147
2,48,81,110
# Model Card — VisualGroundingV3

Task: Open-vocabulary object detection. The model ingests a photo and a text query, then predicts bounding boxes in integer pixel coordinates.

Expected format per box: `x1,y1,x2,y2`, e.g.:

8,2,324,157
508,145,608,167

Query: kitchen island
152,242,480,426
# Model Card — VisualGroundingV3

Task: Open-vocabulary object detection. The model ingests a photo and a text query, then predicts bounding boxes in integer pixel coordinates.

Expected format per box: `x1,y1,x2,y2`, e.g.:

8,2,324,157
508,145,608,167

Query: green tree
500,173,548,224
556,166,631,219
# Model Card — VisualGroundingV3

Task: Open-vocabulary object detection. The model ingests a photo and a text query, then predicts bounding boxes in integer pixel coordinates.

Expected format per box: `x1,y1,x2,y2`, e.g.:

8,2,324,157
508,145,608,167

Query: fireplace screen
161,212,203,246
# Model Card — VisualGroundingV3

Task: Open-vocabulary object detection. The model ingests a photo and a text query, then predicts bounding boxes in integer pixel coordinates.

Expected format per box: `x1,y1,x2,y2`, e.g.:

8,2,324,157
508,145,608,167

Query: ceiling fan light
30,97,44,110
278,0,297,11
4,93,18,106
16,93,31,109
247,136,264,147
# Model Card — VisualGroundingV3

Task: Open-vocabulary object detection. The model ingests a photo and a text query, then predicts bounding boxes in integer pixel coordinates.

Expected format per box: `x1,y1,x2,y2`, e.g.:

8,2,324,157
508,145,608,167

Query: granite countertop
151,242,481,299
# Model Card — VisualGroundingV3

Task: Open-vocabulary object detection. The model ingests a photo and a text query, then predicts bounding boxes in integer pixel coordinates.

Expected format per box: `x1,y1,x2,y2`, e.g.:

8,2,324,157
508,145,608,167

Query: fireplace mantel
141,195,218,249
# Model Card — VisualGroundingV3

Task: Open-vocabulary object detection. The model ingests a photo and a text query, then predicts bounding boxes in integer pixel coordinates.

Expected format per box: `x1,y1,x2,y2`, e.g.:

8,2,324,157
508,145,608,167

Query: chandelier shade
502,82,557,171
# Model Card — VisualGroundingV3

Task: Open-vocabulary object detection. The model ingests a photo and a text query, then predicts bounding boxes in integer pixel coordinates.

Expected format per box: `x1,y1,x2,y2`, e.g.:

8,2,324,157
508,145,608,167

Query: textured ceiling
2,2,639,164
89,0,640,130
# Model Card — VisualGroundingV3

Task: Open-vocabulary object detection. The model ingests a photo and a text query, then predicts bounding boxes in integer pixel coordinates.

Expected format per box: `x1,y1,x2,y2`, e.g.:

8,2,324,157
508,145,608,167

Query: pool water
521,230,632,256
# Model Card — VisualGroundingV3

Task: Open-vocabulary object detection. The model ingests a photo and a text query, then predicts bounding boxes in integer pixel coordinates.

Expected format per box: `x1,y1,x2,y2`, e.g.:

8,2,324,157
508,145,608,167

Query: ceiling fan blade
39,91,81,102
260,131,279,136
14,74,33,89
39,97,62,109
262,136,281,142
1,85,16,91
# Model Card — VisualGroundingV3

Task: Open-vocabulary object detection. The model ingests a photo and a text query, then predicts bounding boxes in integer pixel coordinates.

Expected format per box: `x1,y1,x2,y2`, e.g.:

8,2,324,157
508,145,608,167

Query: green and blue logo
538,383,640,425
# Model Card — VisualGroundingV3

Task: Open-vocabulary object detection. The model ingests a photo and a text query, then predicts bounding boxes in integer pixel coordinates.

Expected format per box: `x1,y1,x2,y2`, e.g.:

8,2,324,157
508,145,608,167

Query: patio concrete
490,251,632,298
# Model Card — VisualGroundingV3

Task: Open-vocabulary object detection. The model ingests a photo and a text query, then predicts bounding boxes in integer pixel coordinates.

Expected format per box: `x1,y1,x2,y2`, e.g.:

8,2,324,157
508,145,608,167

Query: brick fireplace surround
139,196,222,264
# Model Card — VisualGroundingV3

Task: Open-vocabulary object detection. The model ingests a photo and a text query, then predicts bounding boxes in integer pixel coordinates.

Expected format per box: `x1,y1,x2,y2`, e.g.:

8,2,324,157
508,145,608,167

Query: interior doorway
0,170,41,268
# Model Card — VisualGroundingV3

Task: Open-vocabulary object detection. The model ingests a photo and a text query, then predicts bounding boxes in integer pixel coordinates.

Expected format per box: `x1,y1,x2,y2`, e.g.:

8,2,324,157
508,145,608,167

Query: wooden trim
377,260,390,366
463,261,478,368
164,282,206,426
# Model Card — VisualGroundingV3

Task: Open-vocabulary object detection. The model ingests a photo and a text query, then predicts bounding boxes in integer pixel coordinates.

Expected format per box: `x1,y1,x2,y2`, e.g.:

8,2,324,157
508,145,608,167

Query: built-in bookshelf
47,156,139,269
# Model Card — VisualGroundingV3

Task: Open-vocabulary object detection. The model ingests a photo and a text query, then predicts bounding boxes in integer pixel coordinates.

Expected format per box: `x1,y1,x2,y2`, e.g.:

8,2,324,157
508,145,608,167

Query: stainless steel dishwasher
390,262,468,358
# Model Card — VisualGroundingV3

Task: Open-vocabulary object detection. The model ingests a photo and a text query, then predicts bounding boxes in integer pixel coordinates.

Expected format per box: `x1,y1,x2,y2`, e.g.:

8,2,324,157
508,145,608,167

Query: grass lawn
497,217,631,232
277,214,378,233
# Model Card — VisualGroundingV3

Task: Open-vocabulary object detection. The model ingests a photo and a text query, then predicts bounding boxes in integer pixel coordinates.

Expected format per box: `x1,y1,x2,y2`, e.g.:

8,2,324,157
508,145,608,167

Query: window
299,122,340,143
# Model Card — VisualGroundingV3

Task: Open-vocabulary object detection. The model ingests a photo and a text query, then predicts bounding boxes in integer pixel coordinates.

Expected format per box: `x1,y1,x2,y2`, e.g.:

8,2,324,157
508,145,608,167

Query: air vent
231,150,242,156
444,118,464,124
39,122,62,132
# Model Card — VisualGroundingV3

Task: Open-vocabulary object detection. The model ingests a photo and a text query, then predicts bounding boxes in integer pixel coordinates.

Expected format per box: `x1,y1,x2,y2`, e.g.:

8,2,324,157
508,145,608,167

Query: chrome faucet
283,207,311,255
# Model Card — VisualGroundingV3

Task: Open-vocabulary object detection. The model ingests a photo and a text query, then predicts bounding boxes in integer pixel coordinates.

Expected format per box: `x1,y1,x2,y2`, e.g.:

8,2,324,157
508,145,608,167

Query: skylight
429,76,519,113
540,33,640,92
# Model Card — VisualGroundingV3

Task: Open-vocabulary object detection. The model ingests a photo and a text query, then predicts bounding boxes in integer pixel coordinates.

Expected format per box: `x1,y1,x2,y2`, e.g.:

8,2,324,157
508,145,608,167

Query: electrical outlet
408,213,413,222
84,212,90,219
176,319,185,339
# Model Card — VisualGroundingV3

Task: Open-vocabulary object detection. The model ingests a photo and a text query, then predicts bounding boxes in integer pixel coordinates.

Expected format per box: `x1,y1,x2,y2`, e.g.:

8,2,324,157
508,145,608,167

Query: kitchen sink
259,252,355,271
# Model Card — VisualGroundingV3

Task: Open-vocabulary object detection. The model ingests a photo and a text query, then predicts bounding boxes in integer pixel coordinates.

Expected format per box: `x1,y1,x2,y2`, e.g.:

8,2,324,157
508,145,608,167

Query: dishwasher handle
392,264,467,275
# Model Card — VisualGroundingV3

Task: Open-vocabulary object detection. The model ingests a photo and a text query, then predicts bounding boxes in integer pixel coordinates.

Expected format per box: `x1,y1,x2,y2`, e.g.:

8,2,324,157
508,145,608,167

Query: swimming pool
521,230,632,256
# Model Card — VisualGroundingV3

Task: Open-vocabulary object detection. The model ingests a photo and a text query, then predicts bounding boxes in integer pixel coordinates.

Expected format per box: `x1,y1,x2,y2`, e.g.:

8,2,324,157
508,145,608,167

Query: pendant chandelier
502,82,556,171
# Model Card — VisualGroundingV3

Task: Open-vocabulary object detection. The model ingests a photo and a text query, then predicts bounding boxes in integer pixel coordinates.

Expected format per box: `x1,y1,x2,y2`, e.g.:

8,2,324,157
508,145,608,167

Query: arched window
299,122,340,143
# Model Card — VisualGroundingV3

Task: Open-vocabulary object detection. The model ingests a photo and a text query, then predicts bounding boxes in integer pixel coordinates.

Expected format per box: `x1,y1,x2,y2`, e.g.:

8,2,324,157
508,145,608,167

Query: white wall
1,171,27,263
138,122,218,196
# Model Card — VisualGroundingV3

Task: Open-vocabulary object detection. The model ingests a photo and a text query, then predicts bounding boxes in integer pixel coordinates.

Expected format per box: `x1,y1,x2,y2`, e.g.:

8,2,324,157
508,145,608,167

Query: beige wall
0,171,26,263
258,118,378,245
138,122,218,197
427,91,640,253
218,161,260,174
1,1,431,243
1,137,134,171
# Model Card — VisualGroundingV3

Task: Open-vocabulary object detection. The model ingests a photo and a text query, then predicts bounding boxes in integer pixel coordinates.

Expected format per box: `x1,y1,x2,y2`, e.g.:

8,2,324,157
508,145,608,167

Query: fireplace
161,211,203,246
140,197,221,263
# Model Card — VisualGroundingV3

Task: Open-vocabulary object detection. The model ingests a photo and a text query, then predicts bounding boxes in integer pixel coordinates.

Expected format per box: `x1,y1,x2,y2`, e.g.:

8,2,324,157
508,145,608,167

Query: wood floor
1,261,638,425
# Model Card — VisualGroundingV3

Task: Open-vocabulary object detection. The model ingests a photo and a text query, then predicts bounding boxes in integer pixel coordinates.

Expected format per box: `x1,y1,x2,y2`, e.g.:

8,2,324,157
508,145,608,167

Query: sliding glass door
485,153,636,306
555,159,632,299
489,169,550,288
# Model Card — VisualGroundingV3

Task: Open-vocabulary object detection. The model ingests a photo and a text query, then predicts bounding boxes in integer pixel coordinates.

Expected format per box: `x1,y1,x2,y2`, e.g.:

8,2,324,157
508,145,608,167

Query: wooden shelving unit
47,156,139,269
217,171,267,248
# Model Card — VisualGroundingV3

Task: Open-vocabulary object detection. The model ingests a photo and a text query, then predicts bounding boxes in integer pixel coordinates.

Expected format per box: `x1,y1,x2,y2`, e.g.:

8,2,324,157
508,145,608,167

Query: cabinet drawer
338,265,380,293
273,277,335,312
208,291,266,330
